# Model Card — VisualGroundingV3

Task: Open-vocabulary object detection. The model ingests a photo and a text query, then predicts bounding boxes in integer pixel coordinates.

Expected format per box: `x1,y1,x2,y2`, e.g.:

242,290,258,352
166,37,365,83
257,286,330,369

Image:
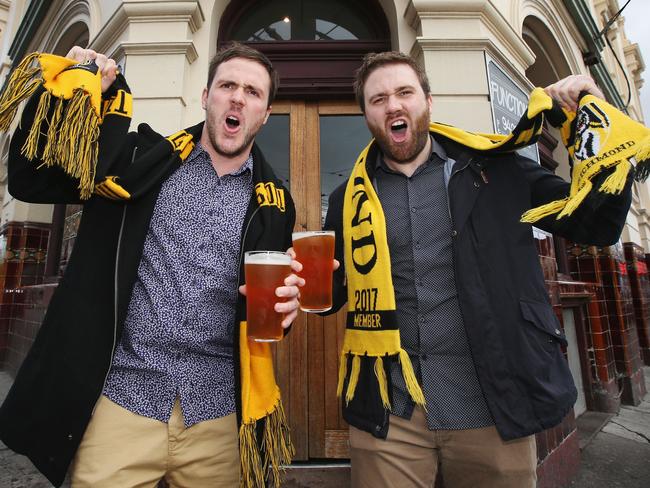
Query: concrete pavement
1,368,649,487
570,366,650,488
0,371,66,488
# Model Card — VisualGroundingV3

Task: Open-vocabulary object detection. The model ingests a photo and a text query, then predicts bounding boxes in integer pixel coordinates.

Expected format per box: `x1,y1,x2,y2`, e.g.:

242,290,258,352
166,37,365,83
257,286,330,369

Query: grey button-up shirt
103,144,253,427
375,136,493,430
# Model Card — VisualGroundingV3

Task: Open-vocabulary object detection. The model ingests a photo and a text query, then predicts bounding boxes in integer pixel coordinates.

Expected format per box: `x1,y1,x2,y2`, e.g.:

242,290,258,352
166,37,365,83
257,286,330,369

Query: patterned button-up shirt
376,136,494,430
103,144,253,427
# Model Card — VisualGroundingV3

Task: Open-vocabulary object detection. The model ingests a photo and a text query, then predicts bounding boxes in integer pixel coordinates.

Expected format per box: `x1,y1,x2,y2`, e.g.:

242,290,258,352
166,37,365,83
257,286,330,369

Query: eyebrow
369,85,415,99
217,78,266,95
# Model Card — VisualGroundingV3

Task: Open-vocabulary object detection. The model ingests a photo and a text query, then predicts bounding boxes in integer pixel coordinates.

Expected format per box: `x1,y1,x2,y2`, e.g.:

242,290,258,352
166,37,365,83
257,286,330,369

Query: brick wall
0,222,50,369
532,229,581,486
568,242,646,406
624,242,650,367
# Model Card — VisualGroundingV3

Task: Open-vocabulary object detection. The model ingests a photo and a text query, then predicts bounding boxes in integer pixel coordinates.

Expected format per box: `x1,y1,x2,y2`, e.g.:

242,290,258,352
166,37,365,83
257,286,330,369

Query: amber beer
245,251,292,342
292,231,335,312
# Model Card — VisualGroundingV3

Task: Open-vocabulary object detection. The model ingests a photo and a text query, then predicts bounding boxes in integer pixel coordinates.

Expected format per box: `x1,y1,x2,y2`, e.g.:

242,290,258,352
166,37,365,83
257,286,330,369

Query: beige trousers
71,395,240,488
349,407,537,488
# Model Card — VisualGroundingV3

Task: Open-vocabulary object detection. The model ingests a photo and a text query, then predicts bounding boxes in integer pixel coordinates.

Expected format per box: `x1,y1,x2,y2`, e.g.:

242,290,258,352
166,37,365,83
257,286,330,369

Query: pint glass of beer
245,251,292,342
292,231,335,312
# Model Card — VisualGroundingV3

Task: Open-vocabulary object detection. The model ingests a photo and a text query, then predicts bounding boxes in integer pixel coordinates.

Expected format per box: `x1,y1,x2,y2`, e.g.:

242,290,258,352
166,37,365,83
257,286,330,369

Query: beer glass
245,251,292,342
292,230,335,312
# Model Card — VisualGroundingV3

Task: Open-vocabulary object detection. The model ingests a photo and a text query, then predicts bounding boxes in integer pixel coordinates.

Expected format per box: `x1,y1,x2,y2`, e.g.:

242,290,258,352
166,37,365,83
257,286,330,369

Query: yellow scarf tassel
239,421,265,488
600,159,632,195
399,349,426,408
374,356,391,410
336,351,348,398
21,89,50,159
0,52,42,131
345,354,361,405
262,401,295,488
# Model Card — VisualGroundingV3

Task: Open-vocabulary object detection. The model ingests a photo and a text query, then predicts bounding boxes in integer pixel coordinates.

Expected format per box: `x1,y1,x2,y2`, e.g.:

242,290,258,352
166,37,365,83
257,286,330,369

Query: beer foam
292,230,335,241
245,251,291,265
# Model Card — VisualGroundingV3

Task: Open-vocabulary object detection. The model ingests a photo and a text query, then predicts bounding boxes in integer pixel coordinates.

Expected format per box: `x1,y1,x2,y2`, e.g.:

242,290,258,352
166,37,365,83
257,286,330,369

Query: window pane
319,115,371,224
231,0,380,41
255,115,290,188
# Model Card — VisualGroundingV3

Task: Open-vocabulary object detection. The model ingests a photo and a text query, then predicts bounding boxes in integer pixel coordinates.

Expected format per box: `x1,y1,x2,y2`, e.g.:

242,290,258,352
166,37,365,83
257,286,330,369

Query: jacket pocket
520,299,568,348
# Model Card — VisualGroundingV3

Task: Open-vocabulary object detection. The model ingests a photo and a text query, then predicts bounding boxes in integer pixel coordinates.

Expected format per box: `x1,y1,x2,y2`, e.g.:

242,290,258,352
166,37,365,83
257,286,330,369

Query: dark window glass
231,0,380,41
319,115,371,224
255,115,290,188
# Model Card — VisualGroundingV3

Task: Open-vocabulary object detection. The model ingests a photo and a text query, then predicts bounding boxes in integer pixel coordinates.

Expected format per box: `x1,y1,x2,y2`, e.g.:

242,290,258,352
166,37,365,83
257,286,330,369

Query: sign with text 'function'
486,54,539,163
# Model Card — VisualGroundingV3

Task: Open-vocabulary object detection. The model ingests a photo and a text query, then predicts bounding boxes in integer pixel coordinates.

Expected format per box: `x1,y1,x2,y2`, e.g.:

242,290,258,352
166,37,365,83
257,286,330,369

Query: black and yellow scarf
0,52,293,487
340,86,650,409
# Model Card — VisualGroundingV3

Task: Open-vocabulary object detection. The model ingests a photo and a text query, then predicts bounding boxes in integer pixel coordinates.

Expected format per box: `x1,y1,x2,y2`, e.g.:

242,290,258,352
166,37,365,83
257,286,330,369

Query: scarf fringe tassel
336,351,423,410
0,52,100,200
398,349,427,408
374,356,391,410
520,198,569,223
557,182,593,219
239,402,295,488
0,52,41,132
345,354,361,405
634,134,650,182
599,160,631,195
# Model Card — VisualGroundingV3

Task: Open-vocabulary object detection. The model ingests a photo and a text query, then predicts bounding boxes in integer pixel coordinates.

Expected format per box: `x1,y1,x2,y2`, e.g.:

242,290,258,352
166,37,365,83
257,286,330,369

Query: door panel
256,100,370,460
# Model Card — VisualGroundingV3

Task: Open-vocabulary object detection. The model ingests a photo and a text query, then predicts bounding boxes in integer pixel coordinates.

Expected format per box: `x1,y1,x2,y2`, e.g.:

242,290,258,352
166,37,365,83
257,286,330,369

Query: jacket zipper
92,194,260,417
446,157,491,408
445,158,472,220
92,203,128,414
236,205,262,285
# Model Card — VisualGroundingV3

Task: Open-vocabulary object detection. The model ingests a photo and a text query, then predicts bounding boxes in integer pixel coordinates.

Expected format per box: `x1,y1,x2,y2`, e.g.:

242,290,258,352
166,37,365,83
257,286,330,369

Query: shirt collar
188,143,254,182
376,134,448,174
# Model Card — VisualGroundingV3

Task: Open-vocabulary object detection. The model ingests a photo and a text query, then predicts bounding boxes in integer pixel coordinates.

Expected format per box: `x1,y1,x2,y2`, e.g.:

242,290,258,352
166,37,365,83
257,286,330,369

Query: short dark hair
207,42,279,107
353,51,431,112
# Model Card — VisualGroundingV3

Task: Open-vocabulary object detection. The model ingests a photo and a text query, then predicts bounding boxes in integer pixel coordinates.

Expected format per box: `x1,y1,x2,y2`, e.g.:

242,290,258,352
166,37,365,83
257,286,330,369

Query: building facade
0,1,648,486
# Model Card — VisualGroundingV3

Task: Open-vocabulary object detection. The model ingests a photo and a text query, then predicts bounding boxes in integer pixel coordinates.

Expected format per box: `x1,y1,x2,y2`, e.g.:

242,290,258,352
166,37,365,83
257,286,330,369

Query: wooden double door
255,100,370,460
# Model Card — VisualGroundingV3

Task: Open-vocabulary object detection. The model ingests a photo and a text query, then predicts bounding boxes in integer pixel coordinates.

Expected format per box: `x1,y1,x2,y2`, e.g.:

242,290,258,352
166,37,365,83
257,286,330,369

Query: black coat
0,96,295,486
324,135,632,441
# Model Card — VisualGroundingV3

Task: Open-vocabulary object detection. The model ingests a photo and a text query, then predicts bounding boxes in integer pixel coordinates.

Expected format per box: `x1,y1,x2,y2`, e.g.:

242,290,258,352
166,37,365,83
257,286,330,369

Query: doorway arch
217,0,392,462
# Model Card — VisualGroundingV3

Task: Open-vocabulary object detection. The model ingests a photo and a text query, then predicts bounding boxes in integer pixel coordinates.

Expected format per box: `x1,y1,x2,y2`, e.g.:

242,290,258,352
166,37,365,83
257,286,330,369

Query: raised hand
65,46,118,93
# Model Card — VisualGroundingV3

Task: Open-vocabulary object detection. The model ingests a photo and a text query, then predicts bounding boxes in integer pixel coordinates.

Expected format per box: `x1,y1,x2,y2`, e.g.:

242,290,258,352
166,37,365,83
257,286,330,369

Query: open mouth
390,119,408,140
225,115,240,129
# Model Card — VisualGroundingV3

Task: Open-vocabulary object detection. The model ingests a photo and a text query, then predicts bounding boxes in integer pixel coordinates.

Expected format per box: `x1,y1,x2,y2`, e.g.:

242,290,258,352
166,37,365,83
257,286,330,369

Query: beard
204,111,263,159
368,109,430,164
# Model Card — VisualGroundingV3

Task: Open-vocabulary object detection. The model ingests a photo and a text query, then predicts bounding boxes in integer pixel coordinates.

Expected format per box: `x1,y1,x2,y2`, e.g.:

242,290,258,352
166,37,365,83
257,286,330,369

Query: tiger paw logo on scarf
574,102,610,161
521,92,650,222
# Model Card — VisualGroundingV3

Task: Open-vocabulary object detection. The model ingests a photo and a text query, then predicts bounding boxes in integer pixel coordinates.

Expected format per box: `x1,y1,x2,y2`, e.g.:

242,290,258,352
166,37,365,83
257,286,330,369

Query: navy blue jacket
324,135,632,441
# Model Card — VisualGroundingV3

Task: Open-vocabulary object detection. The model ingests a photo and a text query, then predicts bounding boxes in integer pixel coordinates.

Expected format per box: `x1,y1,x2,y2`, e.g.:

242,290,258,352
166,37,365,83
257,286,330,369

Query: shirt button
474,181,480,188
411,207,417,213
555,329,561,335
176,352,182,360
415,243,421,250
419,315,425,323
207,210,214,217
451,230,458,237
198,243,205,251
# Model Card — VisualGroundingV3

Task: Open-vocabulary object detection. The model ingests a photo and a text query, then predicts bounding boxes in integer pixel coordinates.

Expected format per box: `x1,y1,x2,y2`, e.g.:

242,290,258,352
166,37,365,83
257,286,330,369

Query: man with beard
0,43,301,487
322,52,632,487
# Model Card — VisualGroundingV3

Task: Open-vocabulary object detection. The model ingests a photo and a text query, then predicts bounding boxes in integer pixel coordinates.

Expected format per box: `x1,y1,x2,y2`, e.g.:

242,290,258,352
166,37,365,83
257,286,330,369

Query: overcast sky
620,0,650,119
